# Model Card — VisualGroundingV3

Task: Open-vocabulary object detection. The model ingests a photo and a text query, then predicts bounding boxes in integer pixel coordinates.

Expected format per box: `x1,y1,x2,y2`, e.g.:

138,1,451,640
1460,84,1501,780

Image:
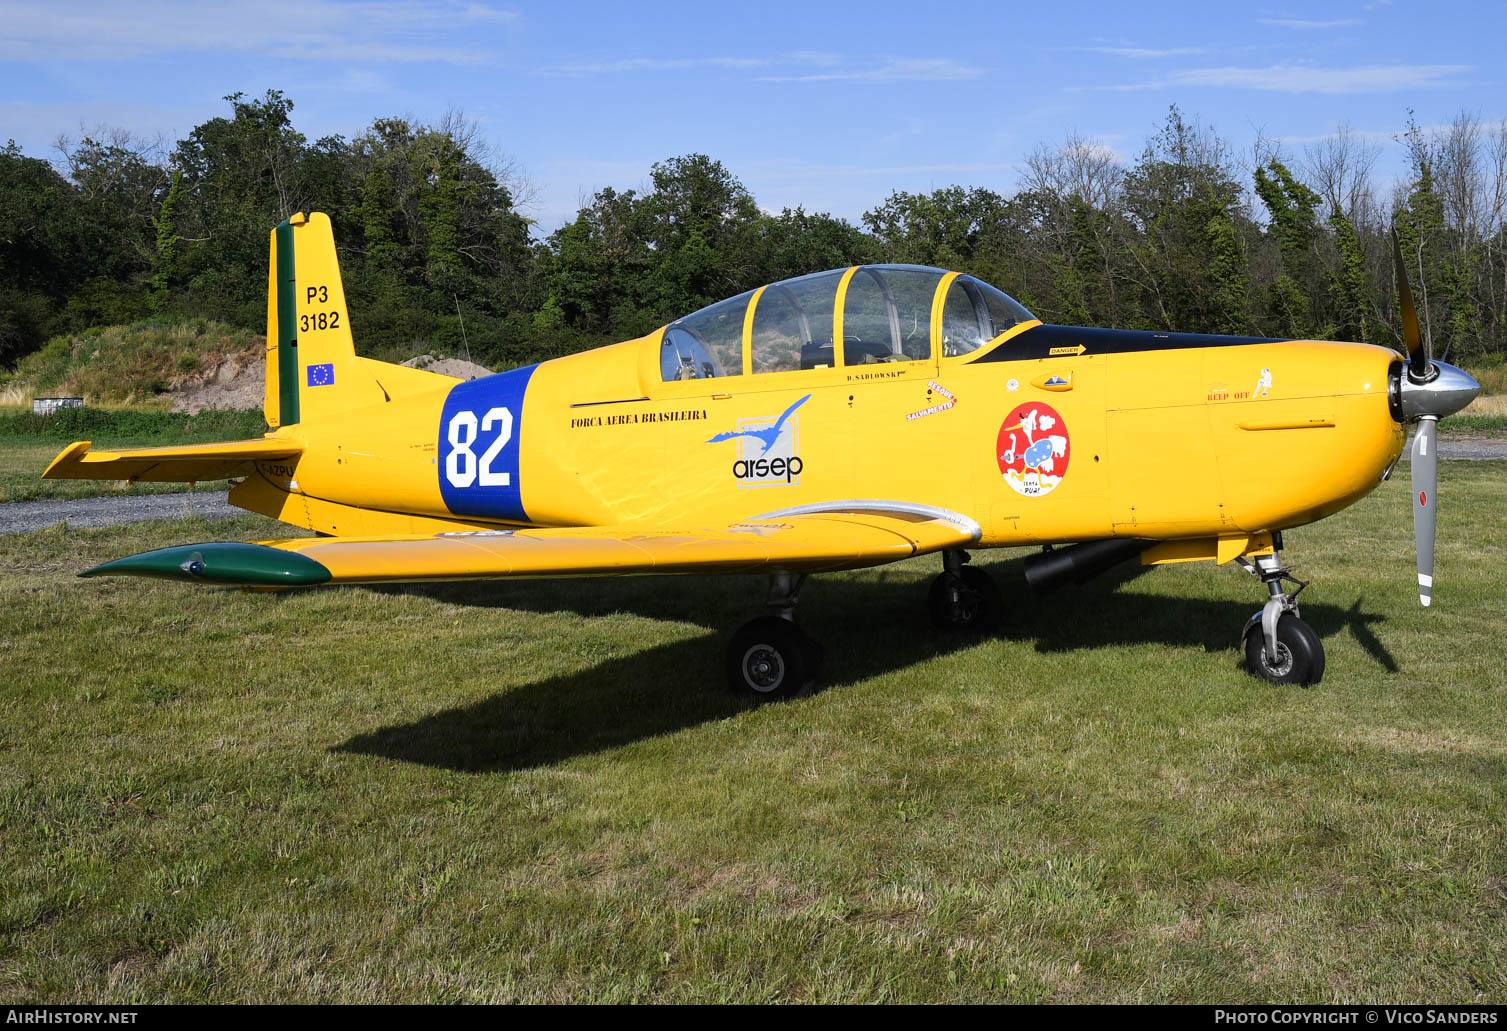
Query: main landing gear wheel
1243,612,1325,686
725,572,820,700
928,551,1001,633
726,616,813,700
1235,535,1325,686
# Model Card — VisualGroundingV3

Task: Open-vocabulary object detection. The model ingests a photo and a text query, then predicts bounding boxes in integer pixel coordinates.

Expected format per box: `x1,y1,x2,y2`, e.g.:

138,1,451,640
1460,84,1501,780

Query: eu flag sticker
306,363,335,387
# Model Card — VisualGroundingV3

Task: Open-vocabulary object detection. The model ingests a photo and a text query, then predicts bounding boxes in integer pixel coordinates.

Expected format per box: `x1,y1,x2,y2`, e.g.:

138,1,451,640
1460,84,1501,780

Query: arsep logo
734,453,804,484
706,394,809,488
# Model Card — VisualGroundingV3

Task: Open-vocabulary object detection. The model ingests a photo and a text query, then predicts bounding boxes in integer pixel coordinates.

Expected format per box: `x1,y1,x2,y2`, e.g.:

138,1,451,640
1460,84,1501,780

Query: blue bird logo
706,394,810,455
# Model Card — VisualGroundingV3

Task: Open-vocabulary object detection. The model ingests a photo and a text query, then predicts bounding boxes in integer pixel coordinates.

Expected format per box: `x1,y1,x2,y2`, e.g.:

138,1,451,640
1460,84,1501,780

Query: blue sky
2,0,1503,234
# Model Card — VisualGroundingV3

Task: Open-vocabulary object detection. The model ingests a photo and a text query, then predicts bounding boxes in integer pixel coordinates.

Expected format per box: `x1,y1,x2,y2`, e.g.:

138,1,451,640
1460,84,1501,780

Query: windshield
939,276,1035,356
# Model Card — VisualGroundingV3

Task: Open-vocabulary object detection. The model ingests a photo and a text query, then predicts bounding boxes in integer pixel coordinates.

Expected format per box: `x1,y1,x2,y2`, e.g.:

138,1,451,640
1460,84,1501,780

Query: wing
45,438,303,483
79,502,981,587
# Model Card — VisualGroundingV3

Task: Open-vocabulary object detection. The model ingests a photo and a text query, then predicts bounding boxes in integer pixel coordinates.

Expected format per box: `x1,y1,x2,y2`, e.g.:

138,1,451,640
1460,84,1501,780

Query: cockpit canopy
659,265,1035,382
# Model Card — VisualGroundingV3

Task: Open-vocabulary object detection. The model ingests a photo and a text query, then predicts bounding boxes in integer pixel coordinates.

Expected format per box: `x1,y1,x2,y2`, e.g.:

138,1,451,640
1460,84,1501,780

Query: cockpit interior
660,265,1035,381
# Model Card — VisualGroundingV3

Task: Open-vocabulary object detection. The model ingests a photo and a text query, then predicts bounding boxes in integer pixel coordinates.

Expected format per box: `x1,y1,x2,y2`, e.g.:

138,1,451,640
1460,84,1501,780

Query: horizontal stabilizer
79,507,979,586
44,438,303,483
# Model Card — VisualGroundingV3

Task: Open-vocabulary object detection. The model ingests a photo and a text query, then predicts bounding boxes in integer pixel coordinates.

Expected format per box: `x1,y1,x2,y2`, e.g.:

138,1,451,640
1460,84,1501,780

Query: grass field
0,462,1504,1003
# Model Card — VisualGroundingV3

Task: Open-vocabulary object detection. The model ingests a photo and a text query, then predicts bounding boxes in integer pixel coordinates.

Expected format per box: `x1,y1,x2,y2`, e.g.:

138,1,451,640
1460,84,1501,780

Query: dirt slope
168,354,493,413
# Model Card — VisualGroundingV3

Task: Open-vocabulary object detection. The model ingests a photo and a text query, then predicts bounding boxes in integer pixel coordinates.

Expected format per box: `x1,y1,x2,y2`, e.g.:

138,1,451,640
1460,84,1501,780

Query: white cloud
1079,63,1471,95
542,56,772,76
540,53,977,83
1257,18,1365,29
758,58,984,83
0,1,517,63
1077,46,1211,59
753,160,1020,179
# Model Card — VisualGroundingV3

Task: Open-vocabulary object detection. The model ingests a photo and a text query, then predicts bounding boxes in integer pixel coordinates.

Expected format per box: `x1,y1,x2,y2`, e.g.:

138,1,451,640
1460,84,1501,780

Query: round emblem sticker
996,402,1070,497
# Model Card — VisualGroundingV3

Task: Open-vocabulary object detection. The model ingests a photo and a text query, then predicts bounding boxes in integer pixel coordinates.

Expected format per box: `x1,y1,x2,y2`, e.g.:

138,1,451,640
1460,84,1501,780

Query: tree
1394,114,1447,355
1327,207,1379,343
863,185,1008,269
172,90,308,325
1254,160,1325,337
756,207,877,284
149,170,184,313
1121,107,1250,334
0,141,86,362
641,154,761,315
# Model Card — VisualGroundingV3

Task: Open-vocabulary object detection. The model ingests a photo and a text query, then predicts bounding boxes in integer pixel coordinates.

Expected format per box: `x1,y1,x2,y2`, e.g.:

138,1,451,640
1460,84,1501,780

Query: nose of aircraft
1394,360,1481,423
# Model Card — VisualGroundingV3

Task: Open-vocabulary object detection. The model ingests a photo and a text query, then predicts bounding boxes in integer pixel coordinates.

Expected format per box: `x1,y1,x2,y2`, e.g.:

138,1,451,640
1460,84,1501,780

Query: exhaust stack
1023,538,1150,595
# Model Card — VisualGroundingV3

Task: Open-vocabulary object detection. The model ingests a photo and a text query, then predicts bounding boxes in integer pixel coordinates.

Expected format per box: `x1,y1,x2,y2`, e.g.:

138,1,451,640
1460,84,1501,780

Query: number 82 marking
445,407,514,487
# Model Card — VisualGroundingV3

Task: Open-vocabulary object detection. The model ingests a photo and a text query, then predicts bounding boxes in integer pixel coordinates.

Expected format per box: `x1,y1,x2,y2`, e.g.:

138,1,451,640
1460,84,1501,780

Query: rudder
263,212,359,428
263,211,466,429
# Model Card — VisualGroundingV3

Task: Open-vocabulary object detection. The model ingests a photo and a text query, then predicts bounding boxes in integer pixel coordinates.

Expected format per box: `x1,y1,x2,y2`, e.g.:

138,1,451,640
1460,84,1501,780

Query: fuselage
235,319,1405,548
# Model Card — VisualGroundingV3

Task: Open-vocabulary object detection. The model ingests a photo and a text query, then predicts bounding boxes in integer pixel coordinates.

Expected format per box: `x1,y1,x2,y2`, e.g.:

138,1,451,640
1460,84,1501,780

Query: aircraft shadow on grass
332,555,1397,774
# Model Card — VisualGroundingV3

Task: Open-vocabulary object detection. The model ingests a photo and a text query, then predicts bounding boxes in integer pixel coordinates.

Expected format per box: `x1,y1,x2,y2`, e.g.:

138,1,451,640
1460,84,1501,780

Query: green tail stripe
275,220,299,425
80,543,331,587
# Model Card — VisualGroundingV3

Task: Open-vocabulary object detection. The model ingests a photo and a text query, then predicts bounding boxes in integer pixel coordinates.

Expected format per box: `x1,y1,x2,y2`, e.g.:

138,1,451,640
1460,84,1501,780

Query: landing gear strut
1236,536,1325,686
725,573,821,700
927,549,1002,633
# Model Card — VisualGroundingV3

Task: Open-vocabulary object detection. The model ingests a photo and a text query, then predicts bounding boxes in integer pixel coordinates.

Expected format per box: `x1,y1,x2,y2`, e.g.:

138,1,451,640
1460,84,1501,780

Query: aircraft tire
1243,613,1325,686
726,616,812,700
927,567,1002,634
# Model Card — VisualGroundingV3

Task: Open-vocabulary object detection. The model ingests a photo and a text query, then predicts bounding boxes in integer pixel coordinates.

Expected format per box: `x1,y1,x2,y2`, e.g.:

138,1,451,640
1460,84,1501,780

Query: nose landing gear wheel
1243,612,1325,686
726,616,814,700
927,566,1002,633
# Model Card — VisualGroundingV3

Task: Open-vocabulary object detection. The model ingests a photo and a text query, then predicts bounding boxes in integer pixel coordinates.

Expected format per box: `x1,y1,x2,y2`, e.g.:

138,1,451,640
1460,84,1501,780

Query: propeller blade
1411,417,1438,607
1391,230,1430,378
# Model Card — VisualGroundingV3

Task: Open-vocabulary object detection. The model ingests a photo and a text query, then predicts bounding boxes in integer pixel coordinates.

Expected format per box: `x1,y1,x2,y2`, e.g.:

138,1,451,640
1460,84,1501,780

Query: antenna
453,294,471,365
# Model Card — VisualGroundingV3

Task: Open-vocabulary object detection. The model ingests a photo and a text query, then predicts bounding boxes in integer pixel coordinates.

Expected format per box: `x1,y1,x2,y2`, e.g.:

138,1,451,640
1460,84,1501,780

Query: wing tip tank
80,542,332,586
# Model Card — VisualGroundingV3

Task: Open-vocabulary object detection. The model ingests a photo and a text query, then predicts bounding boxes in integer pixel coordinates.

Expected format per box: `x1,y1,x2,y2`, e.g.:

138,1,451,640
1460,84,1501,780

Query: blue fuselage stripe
437,364,537,523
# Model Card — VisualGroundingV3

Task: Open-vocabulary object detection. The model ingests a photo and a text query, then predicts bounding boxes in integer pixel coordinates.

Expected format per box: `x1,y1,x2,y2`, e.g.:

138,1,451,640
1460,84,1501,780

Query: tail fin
264,211,455,428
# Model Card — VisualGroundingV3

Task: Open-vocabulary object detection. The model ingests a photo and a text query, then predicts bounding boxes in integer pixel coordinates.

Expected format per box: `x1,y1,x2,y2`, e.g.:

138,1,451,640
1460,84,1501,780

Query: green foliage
863,185,1008,269
0,404,266,441
1204,206,1250,335
149,170,184,313
171,91,307,327
1122,107,1251,333
8,97,1507,375
1327,209,1377,343
1254,161,1323,261
1255,162,1325,337
758,207,878,282
0,141,85,363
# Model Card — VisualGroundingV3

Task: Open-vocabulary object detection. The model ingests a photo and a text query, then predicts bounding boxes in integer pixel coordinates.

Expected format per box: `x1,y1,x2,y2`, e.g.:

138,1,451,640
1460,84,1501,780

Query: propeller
1390,230,1480,607
1410,416,1437,606
1391,231,1431,379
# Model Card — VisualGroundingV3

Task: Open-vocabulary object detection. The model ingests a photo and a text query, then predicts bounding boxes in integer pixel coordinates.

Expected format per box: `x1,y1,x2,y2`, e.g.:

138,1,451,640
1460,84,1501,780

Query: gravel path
0,491,240,536
1435,438,1507,461
0,439,1500,537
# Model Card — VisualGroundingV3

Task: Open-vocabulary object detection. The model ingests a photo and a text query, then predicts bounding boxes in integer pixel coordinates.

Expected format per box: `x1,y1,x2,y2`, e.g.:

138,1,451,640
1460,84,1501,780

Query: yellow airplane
45,212,1480,697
